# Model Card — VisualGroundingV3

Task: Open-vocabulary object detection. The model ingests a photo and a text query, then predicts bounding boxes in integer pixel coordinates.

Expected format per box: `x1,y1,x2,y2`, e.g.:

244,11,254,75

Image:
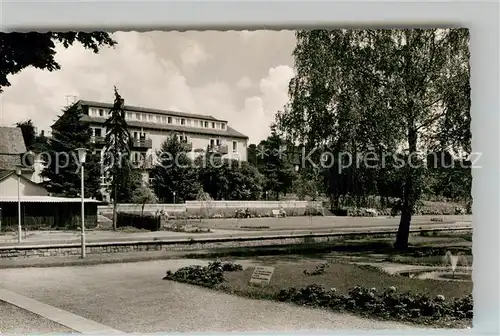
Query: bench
272,209,286,218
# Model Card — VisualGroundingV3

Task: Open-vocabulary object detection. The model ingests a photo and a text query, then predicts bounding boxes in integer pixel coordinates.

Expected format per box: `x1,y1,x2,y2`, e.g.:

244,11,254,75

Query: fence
98,200,323,218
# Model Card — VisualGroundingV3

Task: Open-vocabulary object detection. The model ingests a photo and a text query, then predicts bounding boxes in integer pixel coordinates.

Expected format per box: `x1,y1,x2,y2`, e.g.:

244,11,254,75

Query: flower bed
276,285,472,323
164,260,472,327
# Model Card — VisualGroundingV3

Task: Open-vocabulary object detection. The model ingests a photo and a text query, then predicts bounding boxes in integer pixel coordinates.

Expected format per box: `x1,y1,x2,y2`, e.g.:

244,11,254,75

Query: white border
1,1,498,335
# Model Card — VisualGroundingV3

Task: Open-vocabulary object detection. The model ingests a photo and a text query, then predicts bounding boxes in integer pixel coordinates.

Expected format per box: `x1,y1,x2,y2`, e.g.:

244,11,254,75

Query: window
216,139,221,146
221,123,226,130
167,117,172,124
181,118,185,125
212,122,215,128
136,113,141,120
162,116,167,124
94,128,102,137
193,120,198,127
210,139,215,147
133,131,138,139
176,118,181,124
186,119,191,126
126,112,133,120
204,121,209,128
98,109,104,117
148,114,154,122
156,116,161,123
232,141,237,152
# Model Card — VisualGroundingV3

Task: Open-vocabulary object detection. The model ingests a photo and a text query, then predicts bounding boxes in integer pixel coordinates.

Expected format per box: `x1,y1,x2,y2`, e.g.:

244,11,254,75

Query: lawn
224,260,472,301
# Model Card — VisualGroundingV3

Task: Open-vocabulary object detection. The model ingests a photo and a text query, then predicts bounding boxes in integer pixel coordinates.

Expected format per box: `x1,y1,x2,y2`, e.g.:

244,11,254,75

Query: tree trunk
394,125,418,250
141,203,145,216
394,179,413,250
112,183,117,231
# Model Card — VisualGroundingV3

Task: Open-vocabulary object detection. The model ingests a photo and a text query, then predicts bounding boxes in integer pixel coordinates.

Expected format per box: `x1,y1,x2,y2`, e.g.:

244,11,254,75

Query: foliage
1,32,116,92
254,125,296,200
151,134,201,203
103,87,131,228
116,212,161,231
293,171,321,200
163,261,243,289
196,154,264,200
16,119,50,164
131,183,158,215
276,285,472,323
40,103,100,197
277,29,471,249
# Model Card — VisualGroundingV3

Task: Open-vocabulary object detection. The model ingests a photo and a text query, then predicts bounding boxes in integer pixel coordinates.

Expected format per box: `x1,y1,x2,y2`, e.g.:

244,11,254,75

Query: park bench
272,209,286,218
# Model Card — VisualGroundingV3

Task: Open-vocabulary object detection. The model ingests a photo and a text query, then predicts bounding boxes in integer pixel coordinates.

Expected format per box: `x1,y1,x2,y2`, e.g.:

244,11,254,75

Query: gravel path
0,260,414,332
0,300,76,333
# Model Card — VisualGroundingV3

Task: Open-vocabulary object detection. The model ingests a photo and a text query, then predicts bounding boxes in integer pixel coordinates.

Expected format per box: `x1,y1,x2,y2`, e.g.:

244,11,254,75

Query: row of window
91,128,238,152
89,107,226,130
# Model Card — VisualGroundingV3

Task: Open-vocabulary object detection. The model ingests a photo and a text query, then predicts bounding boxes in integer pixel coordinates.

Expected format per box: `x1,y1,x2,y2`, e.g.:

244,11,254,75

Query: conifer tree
40,103,100,197
103,87,132,230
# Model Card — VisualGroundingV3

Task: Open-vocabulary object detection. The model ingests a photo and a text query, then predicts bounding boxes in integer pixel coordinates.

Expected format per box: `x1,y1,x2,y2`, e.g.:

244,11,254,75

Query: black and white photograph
0,28,473,333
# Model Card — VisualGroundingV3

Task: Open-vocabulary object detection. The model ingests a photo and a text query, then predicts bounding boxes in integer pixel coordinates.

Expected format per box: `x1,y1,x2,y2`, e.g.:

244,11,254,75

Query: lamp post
15,165,22,243
173,191,176,204
76,148,87,258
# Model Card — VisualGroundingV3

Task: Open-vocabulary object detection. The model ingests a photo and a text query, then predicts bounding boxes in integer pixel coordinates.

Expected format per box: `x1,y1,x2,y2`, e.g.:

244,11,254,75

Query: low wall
98,200,323,217
0,227,471,259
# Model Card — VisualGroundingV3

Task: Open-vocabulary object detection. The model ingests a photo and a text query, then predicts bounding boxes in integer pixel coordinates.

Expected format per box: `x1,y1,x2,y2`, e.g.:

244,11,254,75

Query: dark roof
0,170,40,186
0,127,28,170
81,116,248,140
77,100,226,122
0,127,26,154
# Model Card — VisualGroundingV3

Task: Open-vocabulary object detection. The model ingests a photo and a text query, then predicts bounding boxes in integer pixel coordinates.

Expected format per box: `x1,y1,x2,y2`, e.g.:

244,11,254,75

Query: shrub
275,284,472,322
116,212,161,231
163,261,243,289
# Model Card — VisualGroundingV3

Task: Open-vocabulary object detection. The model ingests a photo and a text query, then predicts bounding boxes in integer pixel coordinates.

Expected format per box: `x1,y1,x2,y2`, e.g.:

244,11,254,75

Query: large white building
76,100,249,198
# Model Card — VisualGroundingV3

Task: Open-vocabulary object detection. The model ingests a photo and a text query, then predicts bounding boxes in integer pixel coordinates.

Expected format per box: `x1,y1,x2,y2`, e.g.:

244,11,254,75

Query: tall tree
103,87,131,230
131,183,159,216
151,134,200,203
278,29,470,249
40,104,100,197
256,125,296,200
1,32,116,93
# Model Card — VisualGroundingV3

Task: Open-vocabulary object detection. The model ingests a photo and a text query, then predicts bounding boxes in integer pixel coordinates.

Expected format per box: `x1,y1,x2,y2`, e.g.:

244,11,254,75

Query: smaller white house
0,170,49,197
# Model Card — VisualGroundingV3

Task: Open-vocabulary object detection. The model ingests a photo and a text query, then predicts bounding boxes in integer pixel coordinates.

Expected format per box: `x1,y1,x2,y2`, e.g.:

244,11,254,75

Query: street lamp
76,148,87,258
15,165,22,243
173,191,176,204
294,164,300,172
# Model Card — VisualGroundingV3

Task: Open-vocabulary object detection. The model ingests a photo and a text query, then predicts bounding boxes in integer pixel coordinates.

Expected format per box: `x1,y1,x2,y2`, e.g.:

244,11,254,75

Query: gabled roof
81,116,249,140
0,127,28,170
77,100,226,123
0,170,42,187
0,127,26,154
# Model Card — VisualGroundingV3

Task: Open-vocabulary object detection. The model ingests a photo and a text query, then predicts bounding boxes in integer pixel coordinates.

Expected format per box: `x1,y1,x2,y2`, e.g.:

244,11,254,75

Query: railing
131,138,153,149
91,136,106,145
209,144,228,155
180,142,193,152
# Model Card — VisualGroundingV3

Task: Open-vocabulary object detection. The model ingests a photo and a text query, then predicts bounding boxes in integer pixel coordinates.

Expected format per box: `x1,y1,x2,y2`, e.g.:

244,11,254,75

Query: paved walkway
0,215,471,247
0,259,415,332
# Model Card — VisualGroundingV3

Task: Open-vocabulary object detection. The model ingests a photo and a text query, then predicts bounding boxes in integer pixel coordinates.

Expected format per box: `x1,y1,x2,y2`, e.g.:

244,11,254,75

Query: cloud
238,65,295,142
0,31,295,146
180,40,210,68
236,76,252,89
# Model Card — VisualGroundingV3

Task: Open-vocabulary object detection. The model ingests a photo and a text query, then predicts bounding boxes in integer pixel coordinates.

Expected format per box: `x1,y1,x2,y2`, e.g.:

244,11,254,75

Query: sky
0,30,297,144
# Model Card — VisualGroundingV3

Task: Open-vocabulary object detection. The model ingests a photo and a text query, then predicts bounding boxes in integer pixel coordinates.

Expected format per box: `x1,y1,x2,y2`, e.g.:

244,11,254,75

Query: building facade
76,100,249,199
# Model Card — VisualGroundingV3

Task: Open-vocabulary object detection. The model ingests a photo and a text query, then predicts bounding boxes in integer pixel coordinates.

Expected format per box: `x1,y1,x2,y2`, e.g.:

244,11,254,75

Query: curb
0,289,123,334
